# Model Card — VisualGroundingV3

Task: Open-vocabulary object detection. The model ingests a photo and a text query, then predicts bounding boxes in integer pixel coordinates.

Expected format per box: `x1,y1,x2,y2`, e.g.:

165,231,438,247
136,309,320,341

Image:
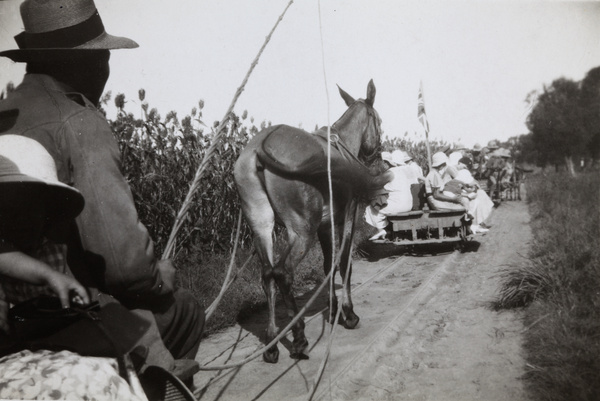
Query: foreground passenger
0,135,145,400
0,0,203,380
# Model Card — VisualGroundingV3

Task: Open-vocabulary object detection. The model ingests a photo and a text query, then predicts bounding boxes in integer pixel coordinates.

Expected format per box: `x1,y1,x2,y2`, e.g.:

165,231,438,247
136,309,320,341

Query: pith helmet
487,140,499,150
0,135,84,223
432,152,449,168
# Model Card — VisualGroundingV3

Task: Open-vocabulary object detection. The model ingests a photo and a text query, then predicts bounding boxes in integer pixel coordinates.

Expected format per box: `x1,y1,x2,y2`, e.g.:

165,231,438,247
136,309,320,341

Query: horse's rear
234,126,326,363
234,80,382,364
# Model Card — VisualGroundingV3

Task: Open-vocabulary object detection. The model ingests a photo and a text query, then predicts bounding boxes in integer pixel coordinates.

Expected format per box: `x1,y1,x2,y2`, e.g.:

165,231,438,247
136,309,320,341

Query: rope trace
306,1,339,398
196,265,336,372
162,0,295,260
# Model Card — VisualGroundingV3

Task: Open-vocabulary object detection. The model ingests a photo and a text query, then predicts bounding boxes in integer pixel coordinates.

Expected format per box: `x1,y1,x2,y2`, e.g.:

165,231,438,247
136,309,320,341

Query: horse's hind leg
249,212,280,363
272,229,314,360
234,161,280,363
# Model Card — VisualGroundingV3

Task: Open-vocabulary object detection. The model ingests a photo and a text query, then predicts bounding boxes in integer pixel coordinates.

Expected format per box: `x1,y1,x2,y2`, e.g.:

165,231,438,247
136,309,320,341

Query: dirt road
193,200,531,401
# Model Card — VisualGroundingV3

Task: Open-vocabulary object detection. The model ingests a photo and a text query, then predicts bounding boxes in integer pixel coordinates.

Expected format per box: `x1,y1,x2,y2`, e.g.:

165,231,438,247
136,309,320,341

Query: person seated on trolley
425,152,464,212
364,151,416,240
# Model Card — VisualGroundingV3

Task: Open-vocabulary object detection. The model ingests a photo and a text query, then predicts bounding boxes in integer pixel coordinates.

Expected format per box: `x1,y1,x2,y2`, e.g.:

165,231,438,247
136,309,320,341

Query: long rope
307,1,336,398
195,265,336,371
162,0,295,259
307,202,359,401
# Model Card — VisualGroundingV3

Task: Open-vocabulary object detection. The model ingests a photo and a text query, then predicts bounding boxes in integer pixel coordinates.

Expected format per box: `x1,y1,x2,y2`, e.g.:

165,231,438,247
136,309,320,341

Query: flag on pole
418,81,433,171
417,81,430,135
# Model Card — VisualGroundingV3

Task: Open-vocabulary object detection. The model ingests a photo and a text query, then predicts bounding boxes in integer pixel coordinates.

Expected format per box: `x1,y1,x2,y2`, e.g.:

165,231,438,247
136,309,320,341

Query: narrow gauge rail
195,251,459,401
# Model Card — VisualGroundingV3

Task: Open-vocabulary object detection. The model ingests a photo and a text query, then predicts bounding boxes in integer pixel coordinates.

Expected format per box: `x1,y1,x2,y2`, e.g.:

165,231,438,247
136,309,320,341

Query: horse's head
335,80,382,166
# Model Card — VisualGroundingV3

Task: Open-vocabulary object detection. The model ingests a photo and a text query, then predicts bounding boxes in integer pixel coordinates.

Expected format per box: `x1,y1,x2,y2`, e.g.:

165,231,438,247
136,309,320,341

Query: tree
579,67,600,166
526,78,583,175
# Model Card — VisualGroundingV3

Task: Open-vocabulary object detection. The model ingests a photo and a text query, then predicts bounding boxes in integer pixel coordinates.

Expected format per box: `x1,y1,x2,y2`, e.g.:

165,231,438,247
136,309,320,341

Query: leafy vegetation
495,171,600,400
515,66,600,174
103,90,259,256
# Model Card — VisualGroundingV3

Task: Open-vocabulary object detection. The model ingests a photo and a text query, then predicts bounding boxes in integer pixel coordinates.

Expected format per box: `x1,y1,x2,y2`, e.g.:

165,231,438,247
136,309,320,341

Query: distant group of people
0,0,202,398
451,140,518,199
365,141,506,239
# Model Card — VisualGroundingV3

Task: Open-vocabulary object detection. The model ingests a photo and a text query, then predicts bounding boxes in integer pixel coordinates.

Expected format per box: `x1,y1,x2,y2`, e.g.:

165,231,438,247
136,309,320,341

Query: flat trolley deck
370,207,472,247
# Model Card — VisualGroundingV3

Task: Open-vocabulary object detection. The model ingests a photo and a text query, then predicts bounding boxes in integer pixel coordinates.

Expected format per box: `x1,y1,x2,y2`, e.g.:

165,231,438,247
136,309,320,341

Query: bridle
329,99,382,167
358,101,383,166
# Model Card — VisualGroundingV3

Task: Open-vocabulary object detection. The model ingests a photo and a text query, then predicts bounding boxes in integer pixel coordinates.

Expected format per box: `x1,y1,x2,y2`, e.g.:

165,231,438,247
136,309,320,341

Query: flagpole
418,81,433,172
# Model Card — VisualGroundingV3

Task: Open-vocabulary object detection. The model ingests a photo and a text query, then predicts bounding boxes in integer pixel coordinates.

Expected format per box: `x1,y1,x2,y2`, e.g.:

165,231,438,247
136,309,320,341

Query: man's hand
157,259,176,293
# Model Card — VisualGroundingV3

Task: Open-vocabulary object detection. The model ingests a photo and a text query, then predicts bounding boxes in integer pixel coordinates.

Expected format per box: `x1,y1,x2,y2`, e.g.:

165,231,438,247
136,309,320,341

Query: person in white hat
441,168,493,233
0,0,202,382
364,150,415,240
0,135,154,400
0,135,89,330
389,150,424,182
424,152,464,211
448,143,469,168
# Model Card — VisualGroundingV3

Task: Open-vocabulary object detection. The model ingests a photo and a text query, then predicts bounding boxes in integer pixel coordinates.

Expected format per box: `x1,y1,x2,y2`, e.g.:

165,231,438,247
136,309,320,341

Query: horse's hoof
263,346,279,364
292,337,309,356
342,309,360,329
290,352,309,360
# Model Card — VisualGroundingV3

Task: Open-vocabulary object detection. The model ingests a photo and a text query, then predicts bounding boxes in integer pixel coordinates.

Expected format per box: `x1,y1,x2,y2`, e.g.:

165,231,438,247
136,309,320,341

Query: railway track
195,248,460,401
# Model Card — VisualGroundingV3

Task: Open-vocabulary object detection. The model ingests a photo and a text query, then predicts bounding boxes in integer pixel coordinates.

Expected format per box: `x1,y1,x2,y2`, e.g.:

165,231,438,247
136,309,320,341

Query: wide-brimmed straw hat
0,0,138,62
432,152,448,168
0,135,84,223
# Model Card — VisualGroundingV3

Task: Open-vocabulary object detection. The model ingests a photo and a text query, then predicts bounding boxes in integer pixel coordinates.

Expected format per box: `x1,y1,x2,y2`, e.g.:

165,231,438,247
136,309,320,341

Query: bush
495,171,600,400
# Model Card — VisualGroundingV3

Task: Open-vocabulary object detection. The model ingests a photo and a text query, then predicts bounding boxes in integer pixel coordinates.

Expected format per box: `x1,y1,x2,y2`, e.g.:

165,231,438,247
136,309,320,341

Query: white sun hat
0,135,84,223
431,152,449,168
381,151,397,166
455,169,475,184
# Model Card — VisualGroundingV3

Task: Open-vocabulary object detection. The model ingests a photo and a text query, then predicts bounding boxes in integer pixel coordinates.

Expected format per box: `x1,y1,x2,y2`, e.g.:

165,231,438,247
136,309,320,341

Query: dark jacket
0,74,169,308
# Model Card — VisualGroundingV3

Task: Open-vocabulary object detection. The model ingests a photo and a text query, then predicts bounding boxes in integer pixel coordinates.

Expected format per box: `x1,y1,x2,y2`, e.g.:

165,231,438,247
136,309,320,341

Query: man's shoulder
0,75,101,126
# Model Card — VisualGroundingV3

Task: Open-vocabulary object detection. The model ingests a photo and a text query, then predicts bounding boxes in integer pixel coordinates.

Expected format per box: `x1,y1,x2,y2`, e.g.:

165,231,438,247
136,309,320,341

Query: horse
233,80,384,363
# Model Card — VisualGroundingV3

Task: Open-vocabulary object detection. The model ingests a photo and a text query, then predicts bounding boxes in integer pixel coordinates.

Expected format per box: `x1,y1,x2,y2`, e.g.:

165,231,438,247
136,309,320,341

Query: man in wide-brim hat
0,0,203,383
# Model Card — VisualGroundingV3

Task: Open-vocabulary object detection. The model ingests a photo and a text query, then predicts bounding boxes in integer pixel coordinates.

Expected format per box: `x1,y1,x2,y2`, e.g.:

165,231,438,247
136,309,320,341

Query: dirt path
193,200,531,401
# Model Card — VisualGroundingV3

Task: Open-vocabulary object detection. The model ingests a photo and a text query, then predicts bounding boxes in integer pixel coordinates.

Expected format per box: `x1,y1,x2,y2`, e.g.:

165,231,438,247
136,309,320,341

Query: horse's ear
365,79,376,107
337,84,355,106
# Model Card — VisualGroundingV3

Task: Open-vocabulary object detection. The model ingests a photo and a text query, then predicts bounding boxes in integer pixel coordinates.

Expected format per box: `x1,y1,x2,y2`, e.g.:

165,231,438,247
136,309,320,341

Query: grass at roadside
494,171,600,401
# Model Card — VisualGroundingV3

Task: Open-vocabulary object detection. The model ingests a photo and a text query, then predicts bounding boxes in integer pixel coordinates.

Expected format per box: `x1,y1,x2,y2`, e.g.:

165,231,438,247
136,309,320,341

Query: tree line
515,66,600,175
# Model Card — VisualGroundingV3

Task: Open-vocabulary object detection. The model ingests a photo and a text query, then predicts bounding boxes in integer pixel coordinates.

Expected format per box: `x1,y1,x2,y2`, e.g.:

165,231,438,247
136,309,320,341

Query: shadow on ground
358,240,482,262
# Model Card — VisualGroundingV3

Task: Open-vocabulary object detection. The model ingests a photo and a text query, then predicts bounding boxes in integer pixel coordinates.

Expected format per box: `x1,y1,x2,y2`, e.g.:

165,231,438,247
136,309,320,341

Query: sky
1,0,599,148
